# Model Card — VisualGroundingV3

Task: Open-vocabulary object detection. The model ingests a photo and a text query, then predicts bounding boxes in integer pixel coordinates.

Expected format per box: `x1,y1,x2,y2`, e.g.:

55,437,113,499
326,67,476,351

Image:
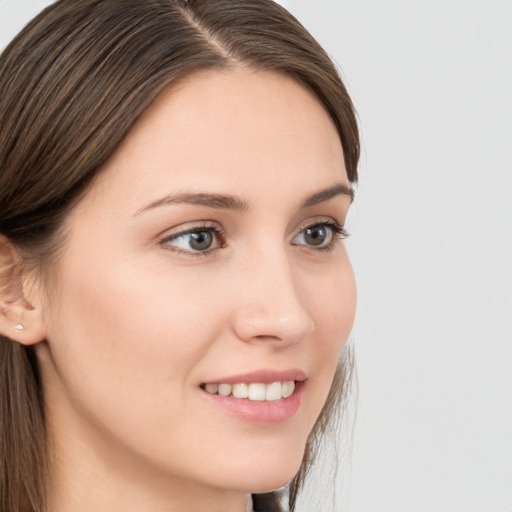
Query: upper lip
202,369,307,385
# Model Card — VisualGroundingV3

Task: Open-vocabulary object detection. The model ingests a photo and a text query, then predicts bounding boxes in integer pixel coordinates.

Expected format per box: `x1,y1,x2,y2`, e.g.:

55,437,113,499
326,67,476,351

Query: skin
3,68,356,511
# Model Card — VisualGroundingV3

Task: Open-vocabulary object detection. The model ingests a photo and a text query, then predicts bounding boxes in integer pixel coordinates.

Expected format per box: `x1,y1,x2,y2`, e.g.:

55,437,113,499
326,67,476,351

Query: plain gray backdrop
1,1,511,511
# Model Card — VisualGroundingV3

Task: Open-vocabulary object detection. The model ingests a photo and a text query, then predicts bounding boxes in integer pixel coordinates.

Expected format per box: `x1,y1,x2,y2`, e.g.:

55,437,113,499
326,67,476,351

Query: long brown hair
0,1,359,511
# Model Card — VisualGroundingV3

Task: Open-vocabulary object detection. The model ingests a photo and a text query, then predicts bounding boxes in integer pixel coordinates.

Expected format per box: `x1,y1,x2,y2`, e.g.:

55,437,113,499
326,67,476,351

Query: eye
292,221,347,249
161,224,225,254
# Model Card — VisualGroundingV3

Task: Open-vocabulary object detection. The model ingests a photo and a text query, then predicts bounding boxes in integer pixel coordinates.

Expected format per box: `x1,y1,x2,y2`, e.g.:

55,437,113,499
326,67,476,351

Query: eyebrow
134,183,353,216
135,192,249,215
300,183,354,207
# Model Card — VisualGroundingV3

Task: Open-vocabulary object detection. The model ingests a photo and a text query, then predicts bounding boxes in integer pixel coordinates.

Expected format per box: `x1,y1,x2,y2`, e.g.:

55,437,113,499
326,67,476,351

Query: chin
248,474,296,495
219,444,306,495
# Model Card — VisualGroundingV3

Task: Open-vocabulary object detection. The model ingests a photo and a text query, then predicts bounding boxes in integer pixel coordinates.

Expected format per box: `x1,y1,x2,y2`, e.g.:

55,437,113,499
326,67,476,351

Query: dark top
252,492,284,512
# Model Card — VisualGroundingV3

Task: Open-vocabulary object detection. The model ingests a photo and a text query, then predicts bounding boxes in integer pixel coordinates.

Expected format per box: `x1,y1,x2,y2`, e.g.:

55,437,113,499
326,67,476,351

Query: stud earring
14,324,25,332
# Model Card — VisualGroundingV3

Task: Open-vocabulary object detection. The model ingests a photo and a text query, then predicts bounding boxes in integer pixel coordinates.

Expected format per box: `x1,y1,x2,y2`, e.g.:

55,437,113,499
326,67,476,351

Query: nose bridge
232,244,315,345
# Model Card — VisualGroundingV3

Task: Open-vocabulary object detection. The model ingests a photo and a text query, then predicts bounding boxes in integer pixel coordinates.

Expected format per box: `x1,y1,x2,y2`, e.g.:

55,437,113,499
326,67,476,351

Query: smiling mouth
200,381,296,401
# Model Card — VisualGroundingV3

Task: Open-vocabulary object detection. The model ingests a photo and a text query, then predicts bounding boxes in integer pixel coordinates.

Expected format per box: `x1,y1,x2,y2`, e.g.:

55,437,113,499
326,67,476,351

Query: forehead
79,68,348,214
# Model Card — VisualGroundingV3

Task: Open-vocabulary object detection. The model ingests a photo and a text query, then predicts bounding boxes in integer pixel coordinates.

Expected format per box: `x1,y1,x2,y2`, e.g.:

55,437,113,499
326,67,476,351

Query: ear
0,235,47,345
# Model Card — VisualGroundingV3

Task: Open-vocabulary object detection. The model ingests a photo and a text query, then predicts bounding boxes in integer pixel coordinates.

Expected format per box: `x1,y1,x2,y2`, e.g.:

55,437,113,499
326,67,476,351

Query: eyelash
160,220,349,256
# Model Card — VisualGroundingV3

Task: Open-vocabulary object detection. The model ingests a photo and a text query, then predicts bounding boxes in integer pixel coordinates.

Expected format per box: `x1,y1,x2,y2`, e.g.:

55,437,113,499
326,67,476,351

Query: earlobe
0,235,47,345
0,301,47,346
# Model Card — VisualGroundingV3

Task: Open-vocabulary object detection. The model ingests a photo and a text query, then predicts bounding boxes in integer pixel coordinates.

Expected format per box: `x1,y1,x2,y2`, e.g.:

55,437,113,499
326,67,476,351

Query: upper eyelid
293,216,343,234
159,216,344,237
159,221,221,240
160,217,342,238
292,220,347,240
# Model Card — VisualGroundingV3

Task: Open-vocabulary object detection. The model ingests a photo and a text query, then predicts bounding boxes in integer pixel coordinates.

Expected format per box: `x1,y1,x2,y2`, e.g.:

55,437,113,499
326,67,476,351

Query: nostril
252,334,281,341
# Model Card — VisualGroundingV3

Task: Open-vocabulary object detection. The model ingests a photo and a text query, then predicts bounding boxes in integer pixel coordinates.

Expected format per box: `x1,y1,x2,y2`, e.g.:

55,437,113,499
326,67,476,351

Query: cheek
308,255,356,346
43,256,222,444
303,260,356,417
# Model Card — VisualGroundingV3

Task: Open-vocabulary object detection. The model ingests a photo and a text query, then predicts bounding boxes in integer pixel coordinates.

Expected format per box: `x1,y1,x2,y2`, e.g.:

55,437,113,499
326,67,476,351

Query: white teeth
218,383,232,397
205,383,219,394
265,382,282,401
248,383,266,401
204,380,296,401
282,381,295,398
232,383,249,398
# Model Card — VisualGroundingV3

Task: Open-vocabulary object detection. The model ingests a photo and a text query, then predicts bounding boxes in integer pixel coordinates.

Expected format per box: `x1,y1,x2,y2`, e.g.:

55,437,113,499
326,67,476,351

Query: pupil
189,231,213,250
305,226,327,246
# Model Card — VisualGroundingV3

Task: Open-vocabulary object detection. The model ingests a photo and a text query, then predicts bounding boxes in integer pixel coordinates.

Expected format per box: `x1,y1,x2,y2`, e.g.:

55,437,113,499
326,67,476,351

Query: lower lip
200,381,305,425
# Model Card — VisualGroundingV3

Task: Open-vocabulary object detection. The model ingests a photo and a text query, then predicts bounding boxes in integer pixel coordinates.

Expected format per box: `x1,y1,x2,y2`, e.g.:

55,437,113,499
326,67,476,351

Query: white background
1,1,511,511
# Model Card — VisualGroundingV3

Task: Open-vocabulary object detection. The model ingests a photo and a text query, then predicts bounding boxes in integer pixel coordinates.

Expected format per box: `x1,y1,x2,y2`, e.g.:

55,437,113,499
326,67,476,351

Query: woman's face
35,68,356,501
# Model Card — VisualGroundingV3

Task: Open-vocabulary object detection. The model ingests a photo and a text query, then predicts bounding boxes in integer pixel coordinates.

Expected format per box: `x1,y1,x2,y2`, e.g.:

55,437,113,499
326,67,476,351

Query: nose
231,250,315,346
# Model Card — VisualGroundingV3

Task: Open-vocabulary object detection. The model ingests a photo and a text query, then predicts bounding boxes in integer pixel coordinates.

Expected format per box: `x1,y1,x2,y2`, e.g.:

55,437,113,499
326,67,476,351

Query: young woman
0,1,359,511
